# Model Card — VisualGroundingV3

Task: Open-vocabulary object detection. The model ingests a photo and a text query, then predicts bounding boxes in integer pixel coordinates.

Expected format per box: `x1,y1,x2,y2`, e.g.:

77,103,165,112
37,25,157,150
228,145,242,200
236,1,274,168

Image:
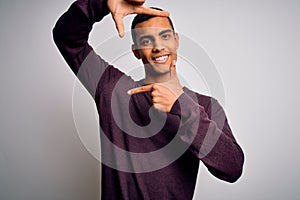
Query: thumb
112,14,125,37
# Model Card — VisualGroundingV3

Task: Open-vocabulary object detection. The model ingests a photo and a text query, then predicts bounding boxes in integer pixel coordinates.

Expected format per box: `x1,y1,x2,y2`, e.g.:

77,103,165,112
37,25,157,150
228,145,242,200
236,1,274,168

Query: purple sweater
53,0,244,199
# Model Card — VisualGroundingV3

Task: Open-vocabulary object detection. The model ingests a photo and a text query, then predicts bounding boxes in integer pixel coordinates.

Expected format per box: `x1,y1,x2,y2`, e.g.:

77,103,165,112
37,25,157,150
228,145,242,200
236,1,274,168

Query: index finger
134,6,170,17
127,84,153,95
169,60,176,80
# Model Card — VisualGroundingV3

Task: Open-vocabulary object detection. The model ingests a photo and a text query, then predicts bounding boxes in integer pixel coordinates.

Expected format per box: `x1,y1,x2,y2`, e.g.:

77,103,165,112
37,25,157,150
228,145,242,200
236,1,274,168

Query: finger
134,6,170,17
150,89,160,97
169,60,177,80
153,103,165,112
112,14,125,37
125,0,145,6
127,84,153,95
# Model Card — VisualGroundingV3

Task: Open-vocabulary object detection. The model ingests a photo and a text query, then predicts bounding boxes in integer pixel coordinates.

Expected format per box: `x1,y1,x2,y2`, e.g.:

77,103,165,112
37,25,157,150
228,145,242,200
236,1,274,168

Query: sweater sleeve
52,0,116,98
170,91,244,183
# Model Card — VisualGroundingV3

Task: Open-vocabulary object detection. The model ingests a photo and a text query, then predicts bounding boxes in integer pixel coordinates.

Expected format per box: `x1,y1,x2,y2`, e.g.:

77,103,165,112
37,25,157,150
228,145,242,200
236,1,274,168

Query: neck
144,71,172,84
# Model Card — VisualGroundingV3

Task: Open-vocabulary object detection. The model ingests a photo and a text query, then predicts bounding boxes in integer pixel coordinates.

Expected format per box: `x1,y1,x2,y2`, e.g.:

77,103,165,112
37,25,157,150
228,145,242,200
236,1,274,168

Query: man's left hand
127,61,183,112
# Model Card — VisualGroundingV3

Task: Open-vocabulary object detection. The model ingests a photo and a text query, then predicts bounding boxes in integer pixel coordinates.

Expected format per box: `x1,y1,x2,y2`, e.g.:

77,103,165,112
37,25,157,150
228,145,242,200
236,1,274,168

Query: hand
107,0,169,37
124,0,145,6
127,60,183,112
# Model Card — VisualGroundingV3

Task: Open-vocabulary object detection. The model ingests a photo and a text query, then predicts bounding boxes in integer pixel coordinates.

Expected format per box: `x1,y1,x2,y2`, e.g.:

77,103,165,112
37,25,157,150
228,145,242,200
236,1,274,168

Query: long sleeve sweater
53,0,244,199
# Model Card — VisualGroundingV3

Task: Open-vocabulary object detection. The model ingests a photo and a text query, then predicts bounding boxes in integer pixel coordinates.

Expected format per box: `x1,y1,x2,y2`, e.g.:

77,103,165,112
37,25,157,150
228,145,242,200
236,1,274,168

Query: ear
132,44,141,59
175,33,179,49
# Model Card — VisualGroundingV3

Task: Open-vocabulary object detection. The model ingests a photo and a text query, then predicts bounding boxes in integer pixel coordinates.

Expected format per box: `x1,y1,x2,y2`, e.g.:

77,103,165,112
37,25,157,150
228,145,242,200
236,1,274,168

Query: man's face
132,17,179,77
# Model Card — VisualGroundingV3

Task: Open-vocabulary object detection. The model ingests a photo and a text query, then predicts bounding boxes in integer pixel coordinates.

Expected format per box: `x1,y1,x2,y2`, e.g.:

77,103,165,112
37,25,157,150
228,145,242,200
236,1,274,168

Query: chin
152,63,170,72
144,60,171,76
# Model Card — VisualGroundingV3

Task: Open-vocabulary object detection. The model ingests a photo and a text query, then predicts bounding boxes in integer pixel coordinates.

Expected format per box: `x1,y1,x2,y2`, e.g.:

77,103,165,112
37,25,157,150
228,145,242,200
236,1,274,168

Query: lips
152,55,169,64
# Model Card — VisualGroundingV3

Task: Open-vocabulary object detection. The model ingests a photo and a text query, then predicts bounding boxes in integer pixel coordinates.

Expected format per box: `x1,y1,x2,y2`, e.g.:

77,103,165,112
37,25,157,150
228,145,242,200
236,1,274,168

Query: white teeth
155,55,168,62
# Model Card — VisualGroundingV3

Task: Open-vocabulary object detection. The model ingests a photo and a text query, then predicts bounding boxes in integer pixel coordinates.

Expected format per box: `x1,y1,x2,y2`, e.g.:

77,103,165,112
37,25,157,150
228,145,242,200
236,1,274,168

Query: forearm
53,0,112,96
170,93,244,183
52,0,109,73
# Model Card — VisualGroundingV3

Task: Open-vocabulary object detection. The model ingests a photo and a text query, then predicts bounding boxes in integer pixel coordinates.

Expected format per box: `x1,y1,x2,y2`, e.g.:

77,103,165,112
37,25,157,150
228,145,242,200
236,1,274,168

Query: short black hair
131,7,175,45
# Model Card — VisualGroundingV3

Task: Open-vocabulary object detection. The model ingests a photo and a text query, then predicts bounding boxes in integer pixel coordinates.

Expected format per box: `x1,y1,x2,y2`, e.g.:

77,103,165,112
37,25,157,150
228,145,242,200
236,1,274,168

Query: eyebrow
159,29,173,36
138,29,173,43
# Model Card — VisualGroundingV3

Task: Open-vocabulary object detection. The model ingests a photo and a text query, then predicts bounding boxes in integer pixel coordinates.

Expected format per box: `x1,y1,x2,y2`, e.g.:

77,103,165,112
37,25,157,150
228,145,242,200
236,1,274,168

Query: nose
152,38,165,52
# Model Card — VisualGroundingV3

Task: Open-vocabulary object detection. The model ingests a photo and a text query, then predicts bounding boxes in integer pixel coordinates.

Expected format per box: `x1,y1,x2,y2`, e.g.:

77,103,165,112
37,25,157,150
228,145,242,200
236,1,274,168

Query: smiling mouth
152,55,169,64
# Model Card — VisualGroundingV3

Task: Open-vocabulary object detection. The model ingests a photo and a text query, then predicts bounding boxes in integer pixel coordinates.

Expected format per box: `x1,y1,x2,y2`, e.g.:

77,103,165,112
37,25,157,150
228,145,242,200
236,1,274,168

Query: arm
52,0,169,97
127,60,244,182
52,0,111,97
170,92,244,183
129,82,244,182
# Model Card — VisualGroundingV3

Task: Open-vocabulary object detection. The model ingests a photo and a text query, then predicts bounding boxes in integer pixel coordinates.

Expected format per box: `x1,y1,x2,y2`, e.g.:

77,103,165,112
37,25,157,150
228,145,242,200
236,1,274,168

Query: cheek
169,45,178,59
139,49,150,64
140,49,152,59
171,53,177,61
166,41,177,53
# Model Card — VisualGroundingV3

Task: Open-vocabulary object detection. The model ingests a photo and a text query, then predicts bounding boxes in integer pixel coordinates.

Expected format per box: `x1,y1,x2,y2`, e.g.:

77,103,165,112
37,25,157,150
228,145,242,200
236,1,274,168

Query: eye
140,38,152,47
161,33,171,40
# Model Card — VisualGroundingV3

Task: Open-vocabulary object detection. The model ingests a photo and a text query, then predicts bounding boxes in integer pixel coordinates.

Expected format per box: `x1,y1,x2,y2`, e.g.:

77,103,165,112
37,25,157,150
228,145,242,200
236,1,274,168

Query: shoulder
183,86,219,116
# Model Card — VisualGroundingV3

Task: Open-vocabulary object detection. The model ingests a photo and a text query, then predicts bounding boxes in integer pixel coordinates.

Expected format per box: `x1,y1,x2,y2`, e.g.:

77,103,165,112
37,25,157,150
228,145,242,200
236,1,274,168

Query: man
53,0,244,199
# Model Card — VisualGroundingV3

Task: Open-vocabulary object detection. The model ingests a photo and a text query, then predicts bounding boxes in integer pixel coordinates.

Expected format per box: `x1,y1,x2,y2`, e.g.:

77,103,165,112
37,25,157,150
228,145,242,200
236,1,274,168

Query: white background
1,0,300,199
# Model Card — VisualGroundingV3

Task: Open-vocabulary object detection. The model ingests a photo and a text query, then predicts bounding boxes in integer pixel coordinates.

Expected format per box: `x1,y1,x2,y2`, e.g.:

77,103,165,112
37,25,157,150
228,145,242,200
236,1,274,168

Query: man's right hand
107,0,169,37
